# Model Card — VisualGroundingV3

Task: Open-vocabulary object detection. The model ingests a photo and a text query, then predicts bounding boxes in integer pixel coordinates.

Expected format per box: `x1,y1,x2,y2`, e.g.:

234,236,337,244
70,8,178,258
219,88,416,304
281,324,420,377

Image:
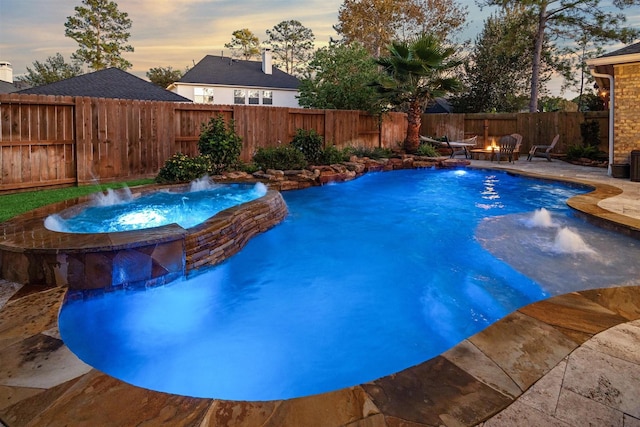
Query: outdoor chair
494,135,518,163
511,133,523,160
527,134,560,161
420,135,478,159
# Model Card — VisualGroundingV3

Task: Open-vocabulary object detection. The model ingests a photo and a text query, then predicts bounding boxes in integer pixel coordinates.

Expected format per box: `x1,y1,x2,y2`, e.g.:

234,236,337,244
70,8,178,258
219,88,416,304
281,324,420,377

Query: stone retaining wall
185,191,288,271
214,155,469,190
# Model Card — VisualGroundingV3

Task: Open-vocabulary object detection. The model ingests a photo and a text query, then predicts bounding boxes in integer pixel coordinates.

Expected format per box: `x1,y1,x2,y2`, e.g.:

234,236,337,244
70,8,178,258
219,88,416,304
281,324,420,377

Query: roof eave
586,53,640,67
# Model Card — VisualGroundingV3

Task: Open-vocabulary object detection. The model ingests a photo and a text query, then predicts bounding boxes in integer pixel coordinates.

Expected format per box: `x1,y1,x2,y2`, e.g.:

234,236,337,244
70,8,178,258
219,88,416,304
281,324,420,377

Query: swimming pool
58,168,640,401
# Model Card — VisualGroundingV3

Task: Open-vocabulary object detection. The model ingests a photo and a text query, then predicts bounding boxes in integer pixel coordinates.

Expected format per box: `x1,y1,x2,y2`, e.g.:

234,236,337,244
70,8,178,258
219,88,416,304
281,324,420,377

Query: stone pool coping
1,163,640,426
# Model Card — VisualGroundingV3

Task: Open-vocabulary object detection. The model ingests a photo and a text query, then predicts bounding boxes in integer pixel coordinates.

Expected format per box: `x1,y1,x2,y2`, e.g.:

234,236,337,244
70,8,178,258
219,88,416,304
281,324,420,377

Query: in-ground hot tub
0,182,288,293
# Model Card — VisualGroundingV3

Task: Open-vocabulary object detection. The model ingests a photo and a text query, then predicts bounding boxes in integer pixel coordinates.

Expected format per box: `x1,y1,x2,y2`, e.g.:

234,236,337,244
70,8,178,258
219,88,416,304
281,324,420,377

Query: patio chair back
495,135,518,163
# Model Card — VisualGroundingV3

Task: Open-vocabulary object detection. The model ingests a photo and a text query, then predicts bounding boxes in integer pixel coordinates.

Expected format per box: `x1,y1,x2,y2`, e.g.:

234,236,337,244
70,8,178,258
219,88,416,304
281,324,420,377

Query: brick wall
614,63,640,163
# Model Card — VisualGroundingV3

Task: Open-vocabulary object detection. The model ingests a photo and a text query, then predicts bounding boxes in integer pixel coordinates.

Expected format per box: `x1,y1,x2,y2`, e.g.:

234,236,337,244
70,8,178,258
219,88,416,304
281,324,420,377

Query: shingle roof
0,80,19,94
18,68,192,102
178,55,300,89
600,41,640,58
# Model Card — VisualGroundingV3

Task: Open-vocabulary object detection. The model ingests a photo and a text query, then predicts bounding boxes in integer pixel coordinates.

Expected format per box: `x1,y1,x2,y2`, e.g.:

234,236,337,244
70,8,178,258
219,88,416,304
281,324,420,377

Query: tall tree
452,6,548,113
298,41,385,114
224,29,261,60
64,0,134,71
146,66,183,88
335,0,468,57
373,33,462,153
264,20,315,76
477,0,640,112
18,53,83,87
562,28,605,112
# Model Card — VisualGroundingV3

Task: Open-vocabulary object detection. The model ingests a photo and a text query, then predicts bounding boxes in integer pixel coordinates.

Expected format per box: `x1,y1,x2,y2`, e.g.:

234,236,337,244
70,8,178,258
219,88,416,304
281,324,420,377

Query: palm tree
373,33,462,153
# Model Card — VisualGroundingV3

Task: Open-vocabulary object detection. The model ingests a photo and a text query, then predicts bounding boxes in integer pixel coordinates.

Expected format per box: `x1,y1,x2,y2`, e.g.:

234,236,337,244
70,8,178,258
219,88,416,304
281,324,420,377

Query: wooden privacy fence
0,92,609,194
0,94,407,193
421,111,610,154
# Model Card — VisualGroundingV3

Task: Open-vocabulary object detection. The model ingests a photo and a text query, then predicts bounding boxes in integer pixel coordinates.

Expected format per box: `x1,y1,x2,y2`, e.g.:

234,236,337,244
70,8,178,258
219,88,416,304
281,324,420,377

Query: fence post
483,119,489,146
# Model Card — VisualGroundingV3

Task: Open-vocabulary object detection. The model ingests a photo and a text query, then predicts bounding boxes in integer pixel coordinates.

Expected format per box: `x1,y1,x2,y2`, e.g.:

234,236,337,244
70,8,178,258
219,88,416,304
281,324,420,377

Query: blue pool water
58,168,640,401
45,181,267,233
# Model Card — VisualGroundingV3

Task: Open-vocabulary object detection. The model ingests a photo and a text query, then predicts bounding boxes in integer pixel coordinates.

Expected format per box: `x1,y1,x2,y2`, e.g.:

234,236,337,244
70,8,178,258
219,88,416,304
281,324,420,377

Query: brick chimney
262,49,272,75
0,62,13,83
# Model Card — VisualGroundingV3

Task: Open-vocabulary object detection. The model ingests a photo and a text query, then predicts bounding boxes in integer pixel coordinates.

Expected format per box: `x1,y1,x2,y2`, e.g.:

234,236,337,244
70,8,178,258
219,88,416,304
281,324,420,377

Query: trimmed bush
198,115,242,174
320,145,348,164
345,146,394,159
291,129,323,164
253,146,307,171
156,153,211,183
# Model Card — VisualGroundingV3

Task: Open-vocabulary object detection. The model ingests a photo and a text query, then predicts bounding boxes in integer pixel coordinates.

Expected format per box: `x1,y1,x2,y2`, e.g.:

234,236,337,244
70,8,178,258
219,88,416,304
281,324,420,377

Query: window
248,90,260,105
262,90,273,105
234,89,246,104
193,87,214,104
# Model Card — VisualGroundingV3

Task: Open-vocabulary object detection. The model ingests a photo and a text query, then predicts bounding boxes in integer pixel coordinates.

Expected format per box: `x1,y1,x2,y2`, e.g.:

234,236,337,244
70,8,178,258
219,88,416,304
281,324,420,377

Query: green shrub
580,120,601,148
319,145,348,164
565,144,604,161
253,146,307,170
239,162,260,174
345,146,394,159
416,143,439,157
198,115,242,174
291,129,323,164
156,153,211,183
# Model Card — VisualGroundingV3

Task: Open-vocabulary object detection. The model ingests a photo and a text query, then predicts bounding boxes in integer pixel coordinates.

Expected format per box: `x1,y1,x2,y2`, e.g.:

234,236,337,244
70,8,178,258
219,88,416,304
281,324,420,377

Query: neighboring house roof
178,55,300,89
425,98,453,114
0,79,29,94
0,80,18,93
18,67,192,102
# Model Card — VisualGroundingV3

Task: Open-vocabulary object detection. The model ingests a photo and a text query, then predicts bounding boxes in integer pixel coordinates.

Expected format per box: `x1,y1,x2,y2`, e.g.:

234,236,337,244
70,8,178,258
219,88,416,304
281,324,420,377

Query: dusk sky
1,0,639,97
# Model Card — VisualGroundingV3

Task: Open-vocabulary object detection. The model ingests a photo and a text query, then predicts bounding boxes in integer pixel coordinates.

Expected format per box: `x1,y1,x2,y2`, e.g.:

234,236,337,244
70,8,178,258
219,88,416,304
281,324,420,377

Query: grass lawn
0,179,155,223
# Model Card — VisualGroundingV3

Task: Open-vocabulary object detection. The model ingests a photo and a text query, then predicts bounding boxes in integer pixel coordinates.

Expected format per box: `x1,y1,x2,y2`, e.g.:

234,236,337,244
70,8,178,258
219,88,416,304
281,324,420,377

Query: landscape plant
198,115,243,174
156,153,211,183
290,129,324,164
372,33,462,153
416,142,440,157
580,120,601,148
345,146,394,159
253,146,307,171
298,41,385,115
319,145,349,165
